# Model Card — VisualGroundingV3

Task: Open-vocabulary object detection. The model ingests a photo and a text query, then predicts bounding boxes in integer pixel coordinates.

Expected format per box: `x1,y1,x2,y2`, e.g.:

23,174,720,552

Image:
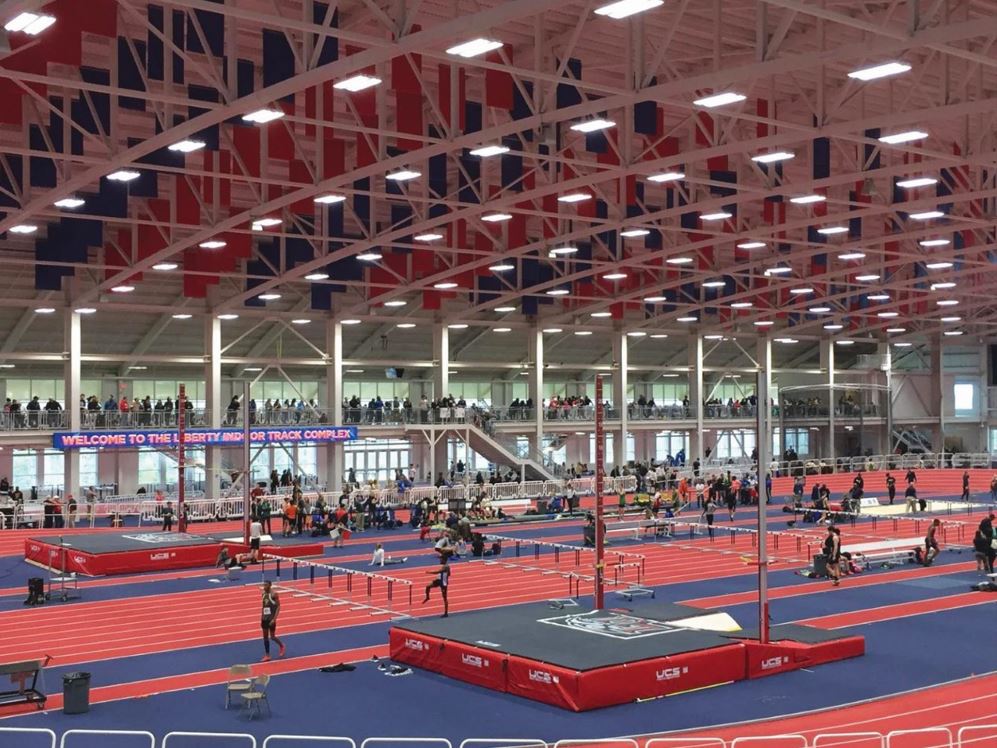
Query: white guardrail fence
2,726,995,748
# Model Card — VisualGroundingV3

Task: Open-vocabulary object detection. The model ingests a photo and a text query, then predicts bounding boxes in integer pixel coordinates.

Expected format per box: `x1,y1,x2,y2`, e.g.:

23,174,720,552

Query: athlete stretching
260,580,286,662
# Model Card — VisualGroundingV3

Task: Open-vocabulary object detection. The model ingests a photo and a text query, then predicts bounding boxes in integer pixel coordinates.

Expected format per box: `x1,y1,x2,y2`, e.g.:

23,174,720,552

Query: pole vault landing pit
25,532,322,576
390,602,864,711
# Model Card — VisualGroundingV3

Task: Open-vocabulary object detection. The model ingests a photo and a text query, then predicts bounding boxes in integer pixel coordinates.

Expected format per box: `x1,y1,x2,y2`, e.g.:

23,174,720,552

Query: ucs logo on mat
403,638,428,652
528,669,559,685
461,653,489,669
539,611,677,640
760,656,790,671
655,666,689,682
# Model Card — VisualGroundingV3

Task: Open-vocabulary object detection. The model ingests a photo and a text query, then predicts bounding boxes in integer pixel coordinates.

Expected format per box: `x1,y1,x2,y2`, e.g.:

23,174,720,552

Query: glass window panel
954,382,975,413
79,449,98,489
12,449,37,491
43,450,64,490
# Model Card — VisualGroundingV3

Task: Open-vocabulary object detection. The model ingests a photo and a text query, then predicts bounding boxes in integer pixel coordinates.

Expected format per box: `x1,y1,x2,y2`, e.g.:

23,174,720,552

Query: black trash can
63,672,91,714
812,553,828,577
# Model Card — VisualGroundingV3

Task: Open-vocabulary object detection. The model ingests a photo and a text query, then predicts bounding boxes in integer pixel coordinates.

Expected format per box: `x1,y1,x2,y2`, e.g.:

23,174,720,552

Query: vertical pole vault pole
243,380,251,546
177,384,187,533
756,368,770,644
594,374,605,610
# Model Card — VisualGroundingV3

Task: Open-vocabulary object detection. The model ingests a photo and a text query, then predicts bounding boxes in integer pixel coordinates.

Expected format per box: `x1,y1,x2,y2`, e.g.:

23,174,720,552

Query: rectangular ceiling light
594,0,664,19
253,218,282,227
817,226,849,235
469,145,509,158
54,197,85,209
878,130,928,144
790,194,825,204
919,239,950,247
241,109,285,124
647,171,684,183
570,119,615,133
107,170,141,182
168,139,206,153
896,176,938,188
751,151,794,164
481,213,512,222
693,92,746,108
414,233,443,241
386,169,421,181
557,192,592,203
910,210,944,220
838,252,866,260
199,240,227,249
5,13,55,34
446,38,503,58
665,256,693,264
925,261,954,269
848,61,912,81
333,75,382,92
314,194,347,204
620,229,650,237
700,211,732,221
737,241,766,249
9,224,38,234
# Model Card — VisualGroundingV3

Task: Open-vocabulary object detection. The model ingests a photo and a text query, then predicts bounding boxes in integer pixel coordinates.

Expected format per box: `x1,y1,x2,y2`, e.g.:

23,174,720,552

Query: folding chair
240,674,271,719
224,665,253,709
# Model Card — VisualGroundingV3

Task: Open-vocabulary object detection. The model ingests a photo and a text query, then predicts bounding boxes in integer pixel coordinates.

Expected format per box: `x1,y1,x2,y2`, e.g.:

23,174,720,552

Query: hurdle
260,553,413,620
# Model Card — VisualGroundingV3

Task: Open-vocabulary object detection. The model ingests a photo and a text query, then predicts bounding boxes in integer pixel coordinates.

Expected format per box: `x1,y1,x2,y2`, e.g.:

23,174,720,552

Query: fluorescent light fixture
243,367,263,372
627,331,648,337
493,327,512,333
848,61,911,81
5,13,55,34
199,240,226,249
867,294,891,301
877,311,899,318
838,252,866,260
356,252,382,261
54,197,85,209
855,273,880,281
754,320,774,327
620,229,650,238
592,311,613,317
789,287,814,294
940,316,962,323
835,340,855,346
878,130,928,144
546,288,570,296
333,75,382,92
346,369,365,374
570,119,615,133
943,330,963,336
647,171,685,183
127,366,148,371
172,313,192,319
557,192,592,203
824,323,844,330
314,194,347,204
396,322,416,329
292,319,311,325
919,239,949,247
542,327,562,334
666,256,694,265
738,241,766,250
447,39,503,58
481,212,512,223
603,272,627,280
217,313,239,320
817,226,849,235
107,170,141,182
936,299,959,306
894,342,913,347
764,265,792,275
383,300,407,307
386,169,421,181
549,246,578,256
305,272,329,281
257,293,281,301
9,224,37,234
910,210,944,220
896,176,938,189
651,334,669,338
694,92,746,108
730,302,753,309
702,280,726,288
676,316,698,322
241,109,285,124
489,263,514,272
595,0,664,19
925,261,954,269
414,233,444,242
153,262,178,271
34,307,56,315
700,211,732,221
168,139,206,153
642,297,667,304
495,306,516,313
774,337,799,344
341,319,362,325
931,282,956,290
790,194,826,205
449,324,469,330
470,145,509,158
575,330,593,336
809,306,831,313
253,217,282,227
111,285,135,293
751,151,794,164
886,327,906,333
434,281,459,289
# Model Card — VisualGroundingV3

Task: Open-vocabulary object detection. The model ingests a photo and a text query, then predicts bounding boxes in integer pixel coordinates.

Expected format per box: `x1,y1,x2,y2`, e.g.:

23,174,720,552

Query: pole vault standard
177,383,187,533
756,369,770,644
242,380,251,546
594,374,605,610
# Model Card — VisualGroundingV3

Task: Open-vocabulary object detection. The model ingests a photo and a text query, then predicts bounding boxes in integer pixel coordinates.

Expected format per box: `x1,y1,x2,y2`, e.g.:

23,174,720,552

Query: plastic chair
240,674,271,719
224,665,253,709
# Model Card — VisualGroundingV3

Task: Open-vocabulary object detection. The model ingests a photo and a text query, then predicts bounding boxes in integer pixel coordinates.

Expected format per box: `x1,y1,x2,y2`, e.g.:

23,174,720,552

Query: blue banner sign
53,426,358,450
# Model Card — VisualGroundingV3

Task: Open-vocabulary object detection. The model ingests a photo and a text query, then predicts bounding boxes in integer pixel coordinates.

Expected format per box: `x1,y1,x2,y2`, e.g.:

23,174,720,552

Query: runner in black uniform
885,473,896,505
823,526,841,586
422,560,451,617
260,580,286,662
961,471,970,502
924,519,941,566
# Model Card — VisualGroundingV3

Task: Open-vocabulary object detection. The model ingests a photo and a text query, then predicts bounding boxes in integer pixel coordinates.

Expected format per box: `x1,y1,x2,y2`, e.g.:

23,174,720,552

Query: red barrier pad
744,636,865,679
389,628,445,672
25,538,220,576
437,641,507,691
506,655,582,711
